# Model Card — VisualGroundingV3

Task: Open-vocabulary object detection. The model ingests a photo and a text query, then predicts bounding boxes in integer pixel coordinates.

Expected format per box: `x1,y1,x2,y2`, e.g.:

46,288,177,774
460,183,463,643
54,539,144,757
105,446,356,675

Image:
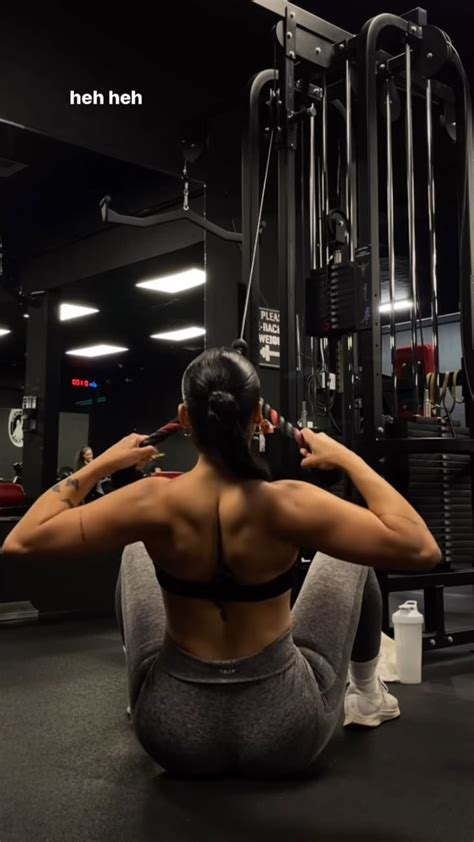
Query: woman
75,445,94,471
75,445,112,500
2,347,441,778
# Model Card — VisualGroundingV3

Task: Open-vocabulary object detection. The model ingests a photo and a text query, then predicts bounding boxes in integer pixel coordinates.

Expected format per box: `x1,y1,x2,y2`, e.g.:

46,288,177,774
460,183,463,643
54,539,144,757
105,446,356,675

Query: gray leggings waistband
156,631,298,684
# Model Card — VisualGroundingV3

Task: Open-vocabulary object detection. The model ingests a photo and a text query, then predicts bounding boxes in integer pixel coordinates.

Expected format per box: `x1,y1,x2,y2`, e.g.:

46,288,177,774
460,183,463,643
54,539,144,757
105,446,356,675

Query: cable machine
244,1,474,649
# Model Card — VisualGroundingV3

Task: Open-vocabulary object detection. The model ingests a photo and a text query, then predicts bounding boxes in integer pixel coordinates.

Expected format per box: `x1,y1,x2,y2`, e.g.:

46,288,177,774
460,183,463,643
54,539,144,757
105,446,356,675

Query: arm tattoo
52,479,80,507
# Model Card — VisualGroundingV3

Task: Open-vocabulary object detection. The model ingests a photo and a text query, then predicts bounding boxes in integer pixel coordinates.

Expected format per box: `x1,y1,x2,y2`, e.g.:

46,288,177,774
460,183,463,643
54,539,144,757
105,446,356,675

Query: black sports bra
155,513,297,620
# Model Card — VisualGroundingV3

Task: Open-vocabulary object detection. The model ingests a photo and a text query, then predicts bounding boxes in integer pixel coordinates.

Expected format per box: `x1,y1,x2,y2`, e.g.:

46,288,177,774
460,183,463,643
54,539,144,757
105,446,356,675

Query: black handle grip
139,420,181,448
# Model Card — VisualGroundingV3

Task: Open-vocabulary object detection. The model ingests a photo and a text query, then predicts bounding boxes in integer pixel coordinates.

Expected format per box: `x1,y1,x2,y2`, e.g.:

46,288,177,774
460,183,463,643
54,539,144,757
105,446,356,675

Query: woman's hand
260,419,274,435
97,434,158,474
299,429,355,472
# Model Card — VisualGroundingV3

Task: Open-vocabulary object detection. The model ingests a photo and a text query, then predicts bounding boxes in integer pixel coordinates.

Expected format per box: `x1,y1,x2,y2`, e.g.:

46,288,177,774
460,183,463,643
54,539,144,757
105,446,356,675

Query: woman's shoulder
267,478,316,500
263,478,324,528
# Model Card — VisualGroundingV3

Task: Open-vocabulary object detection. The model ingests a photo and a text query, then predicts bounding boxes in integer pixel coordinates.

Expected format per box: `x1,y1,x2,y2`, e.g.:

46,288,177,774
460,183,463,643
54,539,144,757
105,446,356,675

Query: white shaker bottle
392,599,424,684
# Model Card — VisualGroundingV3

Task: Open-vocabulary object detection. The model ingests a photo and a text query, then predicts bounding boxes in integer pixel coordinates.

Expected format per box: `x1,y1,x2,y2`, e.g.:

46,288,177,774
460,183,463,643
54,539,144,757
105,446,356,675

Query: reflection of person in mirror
75,445,112,501
9,412,23,447
75,446,94,469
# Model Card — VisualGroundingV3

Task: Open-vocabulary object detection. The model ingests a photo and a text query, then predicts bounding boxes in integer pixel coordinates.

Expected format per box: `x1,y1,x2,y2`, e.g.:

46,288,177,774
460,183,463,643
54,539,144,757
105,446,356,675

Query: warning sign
258,307,280,368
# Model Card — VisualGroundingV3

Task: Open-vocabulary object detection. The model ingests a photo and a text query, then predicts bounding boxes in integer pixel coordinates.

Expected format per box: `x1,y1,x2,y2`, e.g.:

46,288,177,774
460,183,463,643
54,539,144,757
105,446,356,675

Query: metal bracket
279,5,298,150
401,7,428,26
285,5,297,61
405,20,423,41
295,79,323,102
288,104,317,125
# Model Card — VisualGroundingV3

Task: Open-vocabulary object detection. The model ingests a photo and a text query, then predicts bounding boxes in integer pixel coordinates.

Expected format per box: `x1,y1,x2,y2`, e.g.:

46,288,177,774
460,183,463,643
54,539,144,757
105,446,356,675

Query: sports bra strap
155,564,297,603
154,508,298,621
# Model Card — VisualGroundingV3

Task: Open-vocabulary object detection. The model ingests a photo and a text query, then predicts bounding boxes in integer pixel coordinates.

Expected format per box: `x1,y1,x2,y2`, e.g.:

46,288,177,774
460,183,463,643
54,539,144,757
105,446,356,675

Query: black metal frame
377,568,474,649
246,1,474,649
241,70,278,368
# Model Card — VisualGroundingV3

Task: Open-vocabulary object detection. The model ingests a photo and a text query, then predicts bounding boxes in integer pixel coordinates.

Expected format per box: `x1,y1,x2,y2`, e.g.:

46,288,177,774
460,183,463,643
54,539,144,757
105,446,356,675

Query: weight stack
405,417,474,568
305,262,371,337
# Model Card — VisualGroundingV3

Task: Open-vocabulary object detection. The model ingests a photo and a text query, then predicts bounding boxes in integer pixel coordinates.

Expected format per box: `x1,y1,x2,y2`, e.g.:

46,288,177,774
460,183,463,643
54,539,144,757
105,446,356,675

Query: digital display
71,379,98,389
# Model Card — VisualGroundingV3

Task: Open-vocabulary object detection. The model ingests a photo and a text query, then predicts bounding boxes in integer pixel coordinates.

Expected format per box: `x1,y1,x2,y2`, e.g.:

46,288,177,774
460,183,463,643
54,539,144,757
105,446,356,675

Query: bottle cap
392,599,424,625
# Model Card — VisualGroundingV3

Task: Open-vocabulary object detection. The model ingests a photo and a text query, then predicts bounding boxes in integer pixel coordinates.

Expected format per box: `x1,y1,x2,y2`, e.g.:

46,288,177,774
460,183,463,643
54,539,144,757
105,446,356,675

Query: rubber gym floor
1,616,473,842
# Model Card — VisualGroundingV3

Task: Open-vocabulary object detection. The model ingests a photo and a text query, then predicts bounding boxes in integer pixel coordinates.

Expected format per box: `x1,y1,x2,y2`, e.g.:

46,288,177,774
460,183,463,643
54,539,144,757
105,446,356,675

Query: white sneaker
344,677,400,728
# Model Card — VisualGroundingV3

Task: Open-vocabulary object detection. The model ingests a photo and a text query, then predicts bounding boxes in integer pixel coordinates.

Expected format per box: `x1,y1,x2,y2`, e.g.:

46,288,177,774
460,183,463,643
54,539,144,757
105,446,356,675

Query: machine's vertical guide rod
337,59,355,500
347,58,361,438
405,40,419,411
356,16,407,444
309,113,317,408
316,126,324,416
426,79,440,411
309,114,317,271
386,78,398,416
317,157,323,268
322,74,329,265
345,60,354,262
321,73,330,415
278,7,298,423
297,120,306,384
342,58,356,452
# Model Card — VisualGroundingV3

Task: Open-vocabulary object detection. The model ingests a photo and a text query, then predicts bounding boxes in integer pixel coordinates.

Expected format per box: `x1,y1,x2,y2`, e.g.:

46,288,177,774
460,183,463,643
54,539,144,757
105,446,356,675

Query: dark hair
75,445,92,472
182,347,270,481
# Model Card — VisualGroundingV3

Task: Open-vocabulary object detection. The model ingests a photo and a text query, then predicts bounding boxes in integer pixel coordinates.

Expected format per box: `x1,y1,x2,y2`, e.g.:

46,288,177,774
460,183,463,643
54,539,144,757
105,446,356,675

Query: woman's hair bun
231,338,248,357
208,390,238,418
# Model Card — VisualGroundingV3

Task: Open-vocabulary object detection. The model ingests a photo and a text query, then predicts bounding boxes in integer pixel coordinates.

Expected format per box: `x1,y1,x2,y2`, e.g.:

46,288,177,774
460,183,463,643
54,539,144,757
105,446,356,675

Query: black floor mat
1,618,473,842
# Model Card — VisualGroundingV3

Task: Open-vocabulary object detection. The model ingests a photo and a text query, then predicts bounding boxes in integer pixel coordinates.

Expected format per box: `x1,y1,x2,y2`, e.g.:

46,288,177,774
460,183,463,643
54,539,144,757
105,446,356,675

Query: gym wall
0,410,89,481
88,362,198,474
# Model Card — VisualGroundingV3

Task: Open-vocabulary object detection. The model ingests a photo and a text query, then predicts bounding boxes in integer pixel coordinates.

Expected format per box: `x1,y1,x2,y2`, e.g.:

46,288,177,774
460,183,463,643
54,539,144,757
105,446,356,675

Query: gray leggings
115,542,381,778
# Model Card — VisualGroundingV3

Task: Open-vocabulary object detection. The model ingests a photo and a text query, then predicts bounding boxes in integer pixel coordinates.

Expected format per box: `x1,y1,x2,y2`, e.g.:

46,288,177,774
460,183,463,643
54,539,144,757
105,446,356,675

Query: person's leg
115,541,167,712
350,568,382,664
291,553,398,742
344,569,400,726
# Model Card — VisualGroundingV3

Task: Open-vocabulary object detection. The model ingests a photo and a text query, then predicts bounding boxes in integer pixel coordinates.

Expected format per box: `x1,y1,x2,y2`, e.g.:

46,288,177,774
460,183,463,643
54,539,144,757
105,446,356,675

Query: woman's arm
274,430,441,571
1,435,159,558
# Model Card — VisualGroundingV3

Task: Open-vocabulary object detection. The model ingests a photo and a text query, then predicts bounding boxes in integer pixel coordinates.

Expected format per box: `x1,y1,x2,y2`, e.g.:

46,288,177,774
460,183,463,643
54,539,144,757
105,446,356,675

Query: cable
449,369,464,405
329,411,343,434
443,401,456,438
415,294,428,382
239,129,275,341
439,370,456,437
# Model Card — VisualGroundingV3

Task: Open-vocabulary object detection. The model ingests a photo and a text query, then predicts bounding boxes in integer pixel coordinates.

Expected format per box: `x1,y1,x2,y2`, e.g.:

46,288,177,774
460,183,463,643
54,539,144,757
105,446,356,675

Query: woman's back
145,469,298,659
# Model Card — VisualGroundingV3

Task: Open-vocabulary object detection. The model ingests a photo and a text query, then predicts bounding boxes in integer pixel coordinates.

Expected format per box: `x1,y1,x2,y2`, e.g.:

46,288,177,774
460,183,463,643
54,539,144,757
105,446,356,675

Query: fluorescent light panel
151,326,205,342
66,344,128,358
0,328,11,336
379,299,413,314
60,303,99,321
136,268,205,294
